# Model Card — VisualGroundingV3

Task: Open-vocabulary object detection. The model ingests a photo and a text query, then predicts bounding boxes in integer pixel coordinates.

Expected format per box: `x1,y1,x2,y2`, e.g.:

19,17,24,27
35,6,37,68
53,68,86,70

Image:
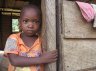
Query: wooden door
61,1,96,71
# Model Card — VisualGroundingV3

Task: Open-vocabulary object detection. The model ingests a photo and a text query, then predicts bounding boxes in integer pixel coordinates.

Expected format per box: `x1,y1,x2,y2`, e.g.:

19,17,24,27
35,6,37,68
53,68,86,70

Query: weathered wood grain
41,0,56,71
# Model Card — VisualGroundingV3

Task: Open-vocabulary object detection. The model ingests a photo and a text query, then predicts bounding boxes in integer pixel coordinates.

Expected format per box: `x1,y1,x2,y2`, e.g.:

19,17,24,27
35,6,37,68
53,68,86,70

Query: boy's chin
22,32,38,37
26,33,37,37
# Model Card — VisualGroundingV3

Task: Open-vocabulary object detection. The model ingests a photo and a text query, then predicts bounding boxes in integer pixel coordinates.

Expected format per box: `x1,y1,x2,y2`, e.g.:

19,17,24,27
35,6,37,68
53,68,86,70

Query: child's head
19,4,41,37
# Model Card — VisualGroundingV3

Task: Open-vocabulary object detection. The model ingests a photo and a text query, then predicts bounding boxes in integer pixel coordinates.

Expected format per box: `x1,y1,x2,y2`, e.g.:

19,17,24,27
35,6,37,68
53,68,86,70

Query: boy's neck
21,33,38,40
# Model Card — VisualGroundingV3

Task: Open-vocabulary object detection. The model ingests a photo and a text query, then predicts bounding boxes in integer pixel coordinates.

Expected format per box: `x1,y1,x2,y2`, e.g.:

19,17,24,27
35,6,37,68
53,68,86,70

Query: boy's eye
32,20,40,24
23,20,29,24
22,19,40,24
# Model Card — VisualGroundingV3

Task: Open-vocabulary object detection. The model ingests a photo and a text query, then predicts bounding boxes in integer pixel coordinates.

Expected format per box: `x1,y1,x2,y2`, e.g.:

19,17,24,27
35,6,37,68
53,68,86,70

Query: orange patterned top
4,33,44,71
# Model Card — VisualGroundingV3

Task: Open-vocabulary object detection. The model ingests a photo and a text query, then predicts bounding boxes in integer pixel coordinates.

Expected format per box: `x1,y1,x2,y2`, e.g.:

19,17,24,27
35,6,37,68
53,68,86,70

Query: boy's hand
40,50,58,64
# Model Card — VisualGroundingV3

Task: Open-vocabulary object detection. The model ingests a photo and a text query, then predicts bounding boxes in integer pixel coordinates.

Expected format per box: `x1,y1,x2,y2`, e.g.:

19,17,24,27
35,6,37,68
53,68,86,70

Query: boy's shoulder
8,33,20,40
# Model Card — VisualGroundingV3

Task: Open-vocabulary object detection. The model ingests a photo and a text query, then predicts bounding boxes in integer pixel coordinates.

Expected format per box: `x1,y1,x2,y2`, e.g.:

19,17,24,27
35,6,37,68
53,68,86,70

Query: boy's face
19,8,40,36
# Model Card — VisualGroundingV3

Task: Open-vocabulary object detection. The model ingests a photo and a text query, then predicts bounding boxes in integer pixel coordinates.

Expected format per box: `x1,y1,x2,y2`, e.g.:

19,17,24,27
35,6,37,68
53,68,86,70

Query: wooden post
55,0,64,71
41,0,56,71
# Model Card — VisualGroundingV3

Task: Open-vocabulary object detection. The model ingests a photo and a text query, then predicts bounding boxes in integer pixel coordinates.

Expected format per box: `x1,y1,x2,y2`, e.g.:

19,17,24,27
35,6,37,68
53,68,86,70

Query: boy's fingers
52,54,58,58
50,50,57,53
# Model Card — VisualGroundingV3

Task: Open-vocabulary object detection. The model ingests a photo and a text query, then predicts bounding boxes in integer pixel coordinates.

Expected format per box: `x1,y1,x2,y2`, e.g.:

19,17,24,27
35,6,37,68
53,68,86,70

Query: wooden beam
41,0,56,71
56,0,63,71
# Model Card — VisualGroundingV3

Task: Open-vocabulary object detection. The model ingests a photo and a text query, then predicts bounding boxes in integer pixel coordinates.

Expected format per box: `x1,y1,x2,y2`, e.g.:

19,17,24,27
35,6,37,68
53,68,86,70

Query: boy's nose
28,22,34,28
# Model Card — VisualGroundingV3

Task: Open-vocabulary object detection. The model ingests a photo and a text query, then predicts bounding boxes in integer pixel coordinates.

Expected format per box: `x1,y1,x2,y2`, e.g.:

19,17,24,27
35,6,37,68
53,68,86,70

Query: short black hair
20,4,41,18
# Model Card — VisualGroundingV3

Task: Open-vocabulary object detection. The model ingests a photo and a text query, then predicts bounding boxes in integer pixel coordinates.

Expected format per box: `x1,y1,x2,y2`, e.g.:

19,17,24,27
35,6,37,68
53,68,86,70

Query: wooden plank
61,1,96,71
41,0,56,71
62,1,96,38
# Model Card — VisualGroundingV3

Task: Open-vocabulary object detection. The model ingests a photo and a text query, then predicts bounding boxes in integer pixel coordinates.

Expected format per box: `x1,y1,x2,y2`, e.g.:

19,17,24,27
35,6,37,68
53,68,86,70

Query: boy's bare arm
8,53,41,67
8,50,58,67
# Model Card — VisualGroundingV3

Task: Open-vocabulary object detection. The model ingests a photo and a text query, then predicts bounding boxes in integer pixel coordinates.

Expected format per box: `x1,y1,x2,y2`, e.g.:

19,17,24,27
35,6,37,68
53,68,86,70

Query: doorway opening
0,0,41,50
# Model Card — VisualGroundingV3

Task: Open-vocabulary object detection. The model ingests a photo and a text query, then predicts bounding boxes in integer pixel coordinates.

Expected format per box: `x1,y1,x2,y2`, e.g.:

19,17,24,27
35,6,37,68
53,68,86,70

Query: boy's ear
18,18,22,32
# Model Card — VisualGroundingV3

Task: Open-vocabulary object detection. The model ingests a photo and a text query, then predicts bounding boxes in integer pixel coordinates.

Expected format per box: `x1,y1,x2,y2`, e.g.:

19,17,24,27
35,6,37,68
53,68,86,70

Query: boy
4,4,58,71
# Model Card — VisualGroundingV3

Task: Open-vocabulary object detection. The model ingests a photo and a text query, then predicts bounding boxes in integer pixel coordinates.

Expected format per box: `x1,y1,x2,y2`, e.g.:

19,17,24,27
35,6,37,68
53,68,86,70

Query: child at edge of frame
4,4,58,71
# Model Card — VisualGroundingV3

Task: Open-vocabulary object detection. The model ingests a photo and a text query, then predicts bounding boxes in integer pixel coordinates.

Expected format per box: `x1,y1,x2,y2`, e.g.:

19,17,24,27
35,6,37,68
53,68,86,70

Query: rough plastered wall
62,1,96,71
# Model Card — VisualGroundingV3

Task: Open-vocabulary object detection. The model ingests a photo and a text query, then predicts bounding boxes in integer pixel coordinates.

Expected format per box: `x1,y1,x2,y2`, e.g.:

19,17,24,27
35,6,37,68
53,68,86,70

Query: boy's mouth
28,30,34,31
26,29,38,35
